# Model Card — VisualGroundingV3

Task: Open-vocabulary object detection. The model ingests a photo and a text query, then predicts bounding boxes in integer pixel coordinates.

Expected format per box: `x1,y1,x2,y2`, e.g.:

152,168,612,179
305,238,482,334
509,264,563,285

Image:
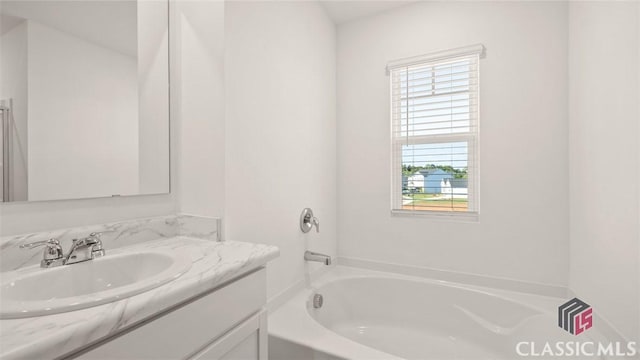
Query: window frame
388,45,484,220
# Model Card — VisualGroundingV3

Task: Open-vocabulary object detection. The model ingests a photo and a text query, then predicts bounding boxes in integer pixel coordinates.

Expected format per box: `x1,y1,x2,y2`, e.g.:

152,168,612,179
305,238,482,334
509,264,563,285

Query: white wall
568,1,640,342
176,0,226,218
0,20,28,201
27,21,140,201
337,1,569,286
225,1,337,300
138,1,170,195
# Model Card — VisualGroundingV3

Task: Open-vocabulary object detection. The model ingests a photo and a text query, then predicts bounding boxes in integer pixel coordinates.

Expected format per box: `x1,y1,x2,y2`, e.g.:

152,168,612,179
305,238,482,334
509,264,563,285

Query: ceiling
1,1,417,53
0,1,137,57
319,1,418,25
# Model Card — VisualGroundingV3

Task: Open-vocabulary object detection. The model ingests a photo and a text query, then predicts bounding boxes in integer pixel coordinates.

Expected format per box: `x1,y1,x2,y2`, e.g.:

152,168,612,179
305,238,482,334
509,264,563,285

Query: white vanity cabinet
70,268,268,360
190,310,267,360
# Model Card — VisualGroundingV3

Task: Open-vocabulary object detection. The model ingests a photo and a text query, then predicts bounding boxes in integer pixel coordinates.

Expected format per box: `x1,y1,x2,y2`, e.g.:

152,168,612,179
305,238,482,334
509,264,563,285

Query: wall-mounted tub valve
300,208,319,233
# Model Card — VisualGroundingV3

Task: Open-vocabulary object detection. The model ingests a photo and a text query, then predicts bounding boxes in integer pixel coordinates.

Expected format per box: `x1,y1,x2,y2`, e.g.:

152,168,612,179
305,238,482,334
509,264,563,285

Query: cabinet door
70,269,266,360
191,310,268,360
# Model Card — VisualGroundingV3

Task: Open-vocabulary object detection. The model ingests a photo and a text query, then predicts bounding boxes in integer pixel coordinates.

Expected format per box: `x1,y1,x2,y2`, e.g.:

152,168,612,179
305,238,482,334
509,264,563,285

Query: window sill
390,209,479,222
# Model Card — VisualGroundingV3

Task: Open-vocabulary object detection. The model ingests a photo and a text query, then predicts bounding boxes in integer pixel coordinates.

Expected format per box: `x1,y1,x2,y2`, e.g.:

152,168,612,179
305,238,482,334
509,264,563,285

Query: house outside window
388,45,484,218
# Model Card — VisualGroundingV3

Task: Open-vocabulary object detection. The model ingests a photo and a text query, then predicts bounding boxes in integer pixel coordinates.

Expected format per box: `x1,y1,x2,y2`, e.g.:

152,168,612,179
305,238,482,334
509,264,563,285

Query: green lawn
405,193,467,202
403,193,468,211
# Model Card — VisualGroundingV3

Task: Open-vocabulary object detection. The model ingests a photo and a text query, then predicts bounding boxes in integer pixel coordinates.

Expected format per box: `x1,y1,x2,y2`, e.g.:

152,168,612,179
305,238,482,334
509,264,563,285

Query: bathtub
269,266,617,360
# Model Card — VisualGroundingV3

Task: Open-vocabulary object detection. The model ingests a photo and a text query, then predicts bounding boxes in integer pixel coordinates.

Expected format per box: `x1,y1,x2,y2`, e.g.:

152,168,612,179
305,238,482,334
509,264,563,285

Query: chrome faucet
304,251,331,265
19,239,64,268
20,232,106,268
65,232,105,265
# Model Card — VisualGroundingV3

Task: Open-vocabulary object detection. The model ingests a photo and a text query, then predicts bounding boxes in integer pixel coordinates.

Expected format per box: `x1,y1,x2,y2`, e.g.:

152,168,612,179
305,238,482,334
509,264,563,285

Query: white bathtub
269,266,617,360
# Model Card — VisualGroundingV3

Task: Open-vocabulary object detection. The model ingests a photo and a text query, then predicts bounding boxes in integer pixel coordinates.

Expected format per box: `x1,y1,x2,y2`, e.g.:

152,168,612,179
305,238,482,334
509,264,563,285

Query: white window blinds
389,45,483,215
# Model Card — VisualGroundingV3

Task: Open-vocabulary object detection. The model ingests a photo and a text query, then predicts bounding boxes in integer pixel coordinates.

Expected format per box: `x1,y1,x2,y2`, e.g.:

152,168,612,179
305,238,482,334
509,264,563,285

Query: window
388,45,483,216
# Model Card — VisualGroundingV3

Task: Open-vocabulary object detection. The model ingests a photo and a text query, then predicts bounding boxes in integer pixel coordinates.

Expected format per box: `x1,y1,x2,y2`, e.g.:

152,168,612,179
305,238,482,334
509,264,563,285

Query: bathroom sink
0,250,192,319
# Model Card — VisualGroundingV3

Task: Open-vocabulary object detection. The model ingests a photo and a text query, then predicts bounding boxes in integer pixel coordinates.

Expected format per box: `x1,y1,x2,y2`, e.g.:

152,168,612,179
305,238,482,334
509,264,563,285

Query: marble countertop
0,237,279,360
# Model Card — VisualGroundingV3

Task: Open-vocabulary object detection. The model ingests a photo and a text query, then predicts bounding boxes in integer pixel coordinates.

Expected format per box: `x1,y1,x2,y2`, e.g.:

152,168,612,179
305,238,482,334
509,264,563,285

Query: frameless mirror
0,0,169,202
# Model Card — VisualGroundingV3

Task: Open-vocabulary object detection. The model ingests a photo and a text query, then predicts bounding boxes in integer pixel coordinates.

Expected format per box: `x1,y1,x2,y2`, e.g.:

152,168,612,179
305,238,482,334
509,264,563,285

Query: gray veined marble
176,214,221,240
0,236,279,360
0,214,220,272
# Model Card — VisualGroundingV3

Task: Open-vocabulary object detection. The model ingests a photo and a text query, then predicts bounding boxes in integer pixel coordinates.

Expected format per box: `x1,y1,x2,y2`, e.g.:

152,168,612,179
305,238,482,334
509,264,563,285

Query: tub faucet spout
304,251,331,265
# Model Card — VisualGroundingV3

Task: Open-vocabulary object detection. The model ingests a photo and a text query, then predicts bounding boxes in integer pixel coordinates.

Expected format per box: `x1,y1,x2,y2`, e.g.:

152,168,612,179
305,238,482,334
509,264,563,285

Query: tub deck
269,266,619,360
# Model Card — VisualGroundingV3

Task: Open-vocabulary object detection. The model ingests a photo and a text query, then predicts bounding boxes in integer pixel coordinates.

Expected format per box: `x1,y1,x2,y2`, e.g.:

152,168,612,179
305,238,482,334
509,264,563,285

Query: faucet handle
88,231,113,242
43,241,64,262
19,238,60,250
20,239,63,268
300,208,320,233
79,232,104,245
87,232,106,258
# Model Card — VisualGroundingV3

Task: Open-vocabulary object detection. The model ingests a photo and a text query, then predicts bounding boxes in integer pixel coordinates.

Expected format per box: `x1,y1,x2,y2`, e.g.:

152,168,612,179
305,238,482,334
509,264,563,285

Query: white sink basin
0,250,192,319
